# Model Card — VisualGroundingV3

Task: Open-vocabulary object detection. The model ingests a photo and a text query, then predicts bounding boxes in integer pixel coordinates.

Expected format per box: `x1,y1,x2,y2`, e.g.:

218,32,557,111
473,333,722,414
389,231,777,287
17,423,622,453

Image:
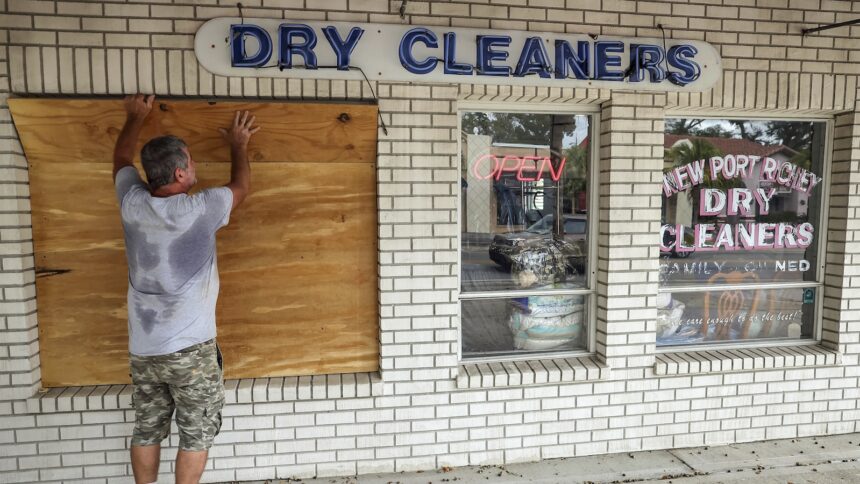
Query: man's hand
218,110,261,147
220,111,260,211
124,94,155,123
113,94,155,180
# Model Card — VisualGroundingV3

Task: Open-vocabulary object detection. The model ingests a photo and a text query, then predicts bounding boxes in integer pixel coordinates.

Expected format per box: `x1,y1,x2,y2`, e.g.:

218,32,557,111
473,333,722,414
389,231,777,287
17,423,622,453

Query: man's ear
174,167,185,182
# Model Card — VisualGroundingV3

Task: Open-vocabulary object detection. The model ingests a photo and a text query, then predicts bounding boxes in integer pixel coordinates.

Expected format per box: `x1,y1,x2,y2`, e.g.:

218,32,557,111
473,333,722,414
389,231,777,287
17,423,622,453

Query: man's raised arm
112,94,154,181
218,110,260,211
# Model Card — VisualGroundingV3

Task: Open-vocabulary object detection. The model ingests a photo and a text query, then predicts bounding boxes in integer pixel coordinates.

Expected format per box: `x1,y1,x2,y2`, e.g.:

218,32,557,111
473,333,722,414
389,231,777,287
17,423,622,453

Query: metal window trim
586,111,599,355
814,118,834,341
461,288,594,299
457,100,602,115
659,115,835,349
663,111,835,123
455,105,600,362
457,347,594,366
658,281,823,293
656,337,821,354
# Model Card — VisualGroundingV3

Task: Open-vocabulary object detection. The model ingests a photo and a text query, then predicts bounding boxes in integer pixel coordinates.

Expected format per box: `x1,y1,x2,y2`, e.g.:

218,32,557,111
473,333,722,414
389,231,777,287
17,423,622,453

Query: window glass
565,219,586,234
462,296,588,357
659,118,825,347
662,119,826,286
657,287,815,346
460,112,591,359
461,113,590,294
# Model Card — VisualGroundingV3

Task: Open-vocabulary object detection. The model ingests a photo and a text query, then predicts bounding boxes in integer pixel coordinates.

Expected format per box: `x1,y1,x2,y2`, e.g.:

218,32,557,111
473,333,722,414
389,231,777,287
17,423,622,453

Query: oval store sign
195,18,721,92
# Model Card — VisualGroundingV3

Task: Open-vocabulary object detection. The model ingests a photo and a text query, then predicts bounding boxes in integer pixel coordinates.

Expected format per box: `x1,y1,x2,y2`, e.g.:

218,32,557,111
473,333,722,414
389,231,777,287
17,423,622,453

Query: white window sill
654,345,840,376
456,355,609,389
25,372,383,414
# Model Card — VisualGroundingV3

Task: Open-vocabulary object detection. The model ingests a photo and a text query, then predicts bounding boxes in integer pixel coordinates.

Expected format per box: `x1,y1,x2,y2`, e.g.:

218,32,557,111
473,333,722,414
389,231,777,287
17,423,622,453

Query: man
113,94,259,484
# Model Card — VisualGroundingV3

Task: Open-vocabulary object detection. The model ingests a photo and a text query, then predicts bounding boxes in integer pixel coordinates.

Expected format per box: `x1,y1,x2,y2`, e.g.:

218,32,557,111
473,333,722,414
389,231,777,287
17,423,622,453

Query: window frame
456,102,601,363
657,112,834,353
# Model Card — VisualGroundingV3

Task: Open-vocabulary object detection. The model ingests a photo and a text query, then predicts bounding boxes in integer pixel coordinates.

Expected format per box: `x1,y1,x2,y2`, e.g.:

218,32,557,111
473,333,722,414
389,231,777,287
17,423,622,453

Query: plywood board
208,162,379,379
9,98,377,165
11,98,379,387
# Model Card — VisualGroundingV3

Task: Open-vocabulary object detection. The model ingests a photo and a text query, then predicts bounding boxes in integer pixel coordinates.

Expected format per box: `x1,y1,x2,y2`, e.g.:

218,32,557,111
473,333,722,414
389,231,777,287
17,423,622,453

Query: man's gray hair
140,135,189,190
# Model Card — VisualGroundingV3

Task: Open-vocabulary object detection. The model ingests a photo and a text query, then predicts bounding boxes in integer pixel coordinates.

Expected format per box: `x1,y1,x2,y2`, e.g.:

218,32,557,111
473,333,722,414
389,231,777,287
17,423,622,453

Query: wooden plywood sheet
29,164,131,386
207,162,379,379
10,98,379,387
9,98,377,164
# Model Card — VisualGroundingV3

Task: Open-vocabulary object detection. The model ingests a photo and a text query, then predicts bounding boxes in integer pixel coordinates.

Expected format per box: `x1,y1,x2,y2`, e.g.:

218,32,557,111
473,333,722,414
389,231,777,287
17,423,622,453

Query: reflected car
489,214,587,273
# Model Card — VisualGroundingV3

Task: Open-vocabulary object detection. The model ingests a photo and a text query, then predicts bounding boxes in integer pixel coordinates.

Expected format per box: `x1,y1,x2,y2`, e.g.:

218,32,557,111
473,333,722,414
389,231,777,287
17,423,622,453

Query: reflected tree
765,121,813,151
562,144,588,208
666,118,706,135
665,138,742,225
730,120,765,143
766,121,814,169
461,112,576,145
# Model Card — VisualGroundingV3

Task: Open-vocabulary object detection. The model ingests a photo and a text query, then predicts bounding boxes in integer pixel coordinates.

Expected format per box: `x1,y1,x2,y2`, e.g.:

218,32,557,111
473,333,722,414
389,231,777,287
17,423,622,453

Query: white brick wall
1,1,860,482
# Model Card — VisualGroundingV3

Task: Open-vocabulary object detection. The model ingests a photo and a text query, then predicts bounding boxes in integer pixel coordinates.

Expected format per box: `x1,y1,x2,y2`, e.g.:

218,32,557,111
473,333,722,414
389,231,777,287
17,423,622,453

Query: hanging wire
657,23,684,86
351,65,388,136
657,24,670,74
229,2,245,45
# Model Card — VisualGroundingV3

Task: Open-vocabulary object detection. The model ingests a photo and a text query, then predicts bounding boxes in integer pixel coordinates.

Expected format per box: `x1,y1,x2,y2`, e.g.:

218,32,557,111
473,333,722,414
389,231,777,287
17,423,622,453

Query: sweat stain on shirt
115,166,233,356
124,221,161,272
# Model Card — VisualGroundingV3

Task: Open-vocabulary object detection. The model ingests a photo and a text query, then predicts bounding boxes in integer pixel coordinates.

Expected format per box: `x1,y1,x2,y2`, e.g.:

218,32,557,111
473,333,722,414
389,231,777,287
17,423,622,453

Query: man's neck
151,183,188,198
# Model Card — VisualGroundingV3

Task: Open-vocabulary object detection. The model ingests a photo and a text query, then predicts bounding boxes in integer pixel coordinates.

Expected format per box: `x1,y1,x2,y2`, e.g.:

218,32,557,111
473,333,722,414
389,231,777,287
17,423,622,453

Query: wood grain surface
8,98,377,164
11,98,379,387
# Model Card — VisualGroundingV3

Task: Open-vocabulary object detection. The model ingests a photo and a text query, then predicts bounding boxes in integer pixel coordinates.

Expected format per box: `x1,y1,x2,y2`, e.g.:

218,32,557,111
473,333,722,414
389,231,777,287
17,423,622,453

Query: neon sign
196,19,723,92
229,25,702,84
398,31,701,85
470,154,566,182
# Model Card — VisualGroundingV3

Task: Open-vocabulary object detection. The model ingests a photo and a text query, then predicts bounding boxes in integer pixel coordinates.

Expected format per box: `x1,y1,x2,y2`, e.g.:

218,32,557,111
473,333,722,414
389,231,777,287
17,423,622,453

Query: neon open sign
470,154,566,182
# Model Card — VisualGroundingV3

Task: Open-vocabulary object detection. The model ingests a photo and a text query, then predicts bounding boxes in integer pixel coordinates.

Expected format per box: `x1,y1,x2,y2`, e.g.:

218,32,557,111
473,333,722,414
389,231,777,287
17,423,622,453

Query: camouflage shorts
130,339,224,451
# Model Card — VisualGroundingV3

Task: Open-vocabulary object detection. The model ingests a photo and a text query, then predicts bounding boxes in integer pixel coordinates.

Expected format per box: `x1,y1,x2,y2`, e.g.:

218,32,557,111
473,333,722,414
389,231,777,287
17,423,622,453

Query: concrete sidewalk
234,432,860,484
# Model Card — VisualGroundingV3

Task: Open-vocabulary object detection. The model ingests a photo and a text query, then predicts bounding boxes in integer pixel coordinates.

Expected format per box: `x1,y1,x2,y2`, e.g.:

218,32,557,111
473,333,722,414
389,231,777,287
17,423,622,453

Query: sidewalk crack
667,448,699,473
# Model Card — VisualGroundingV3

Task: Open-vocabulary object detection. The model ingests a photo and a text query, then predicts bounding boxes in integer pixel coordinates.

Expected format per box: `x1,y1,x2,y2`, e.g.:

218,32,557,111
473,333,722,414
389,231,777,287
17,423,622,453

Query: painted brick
2,3,860,484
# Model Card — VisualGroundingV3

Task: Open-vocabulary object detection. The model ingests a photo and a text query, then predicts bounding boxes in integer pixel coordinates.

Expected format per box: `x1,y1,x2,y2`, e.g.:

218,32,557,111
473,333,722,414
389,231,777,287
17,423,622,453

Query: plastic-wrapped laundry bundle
655,300,686,340
510,307,585,350
508,239,586,351
509,288,586,351
510,238,578,288
511,291,585,317
655,293,690,344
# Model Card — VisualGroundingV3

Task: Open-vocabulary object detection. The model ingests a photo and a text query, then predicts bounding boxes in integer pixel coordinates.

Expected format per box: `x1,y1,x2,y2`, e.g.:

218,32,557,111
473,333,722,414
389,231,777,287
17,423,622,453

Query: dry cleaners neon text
230,24,702,85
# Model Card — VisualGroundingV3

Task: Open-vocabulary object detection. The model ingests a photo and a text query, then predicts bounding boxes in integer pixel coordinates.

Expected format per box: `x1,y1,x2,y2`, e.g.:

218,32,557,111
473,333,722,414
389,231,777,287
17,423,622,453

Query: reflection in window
459,111,592,360
659,118,826,347
463,296,588,354
658,285,816,346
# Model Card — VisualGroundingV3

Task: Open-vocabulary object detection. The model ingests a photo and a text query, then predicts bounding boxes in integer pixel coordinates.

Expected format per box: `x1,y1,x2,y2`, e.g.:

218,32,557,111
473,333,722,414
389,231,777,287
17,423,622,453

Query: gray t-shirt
115,166,233,356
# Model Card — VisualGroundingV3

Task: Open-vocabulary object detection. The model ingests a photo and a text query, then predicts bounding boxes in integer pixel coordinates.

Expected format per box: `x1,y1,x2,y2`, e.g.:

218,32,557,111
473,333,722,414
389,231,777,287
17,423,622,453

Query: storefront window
459,111,592,359
659,118,827,347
